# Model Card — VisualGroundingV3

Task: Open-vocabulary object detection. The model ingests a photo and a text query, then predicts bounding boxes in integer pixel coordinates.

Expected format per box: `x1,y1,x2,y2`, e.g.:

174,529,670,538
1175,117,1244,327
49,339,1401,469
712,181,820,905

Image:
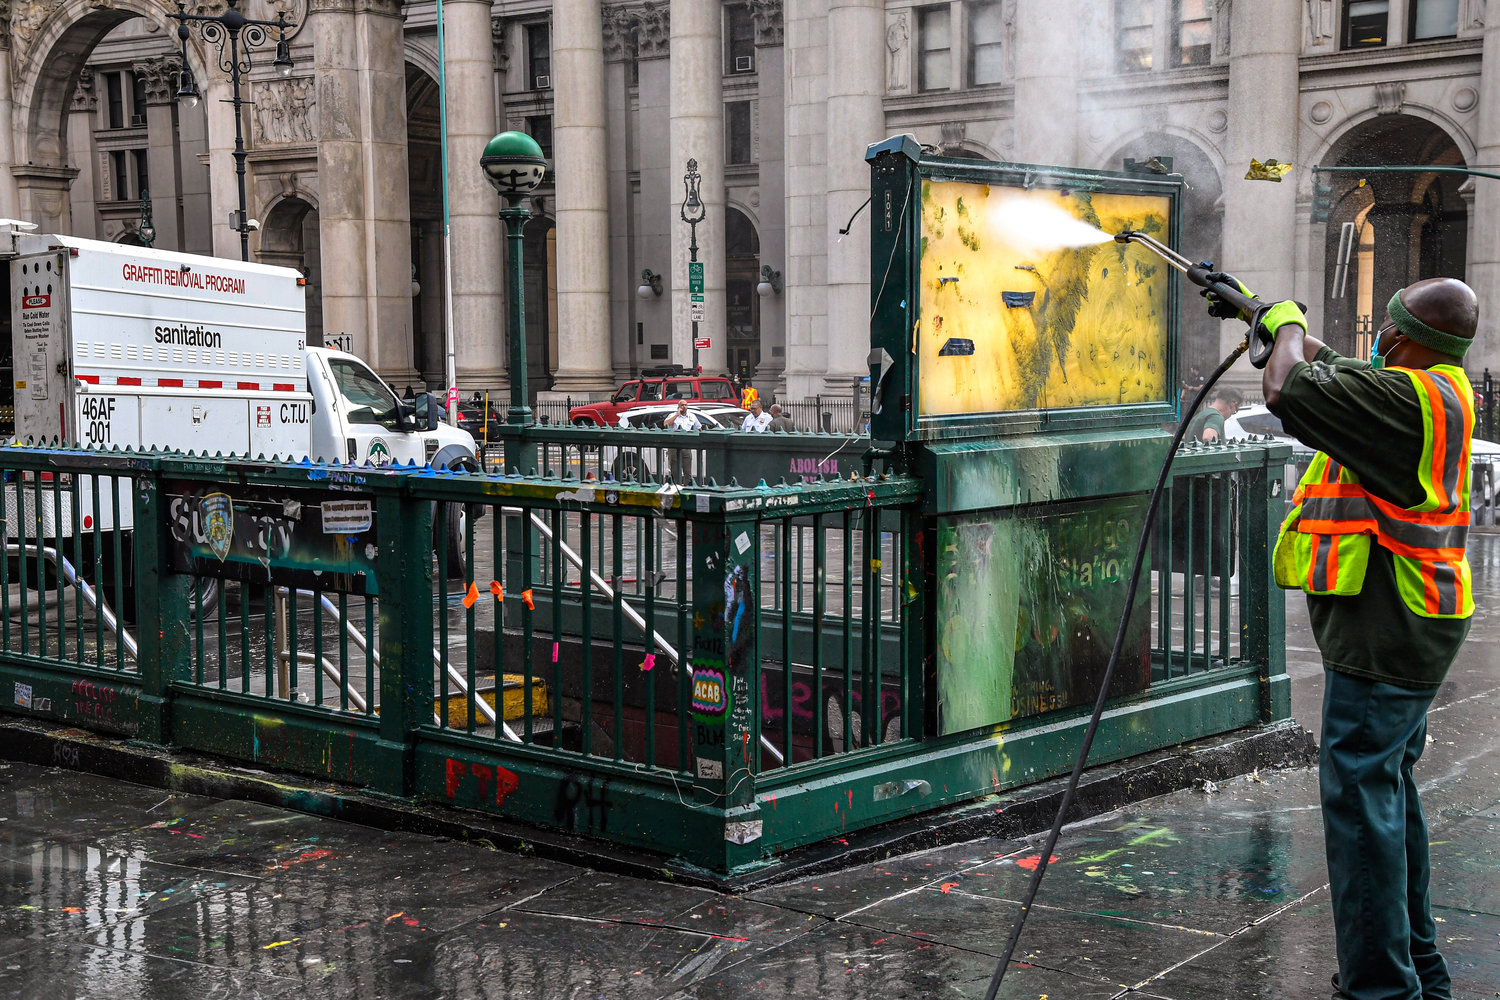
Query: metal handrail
4,542,137,658
509,507,786,766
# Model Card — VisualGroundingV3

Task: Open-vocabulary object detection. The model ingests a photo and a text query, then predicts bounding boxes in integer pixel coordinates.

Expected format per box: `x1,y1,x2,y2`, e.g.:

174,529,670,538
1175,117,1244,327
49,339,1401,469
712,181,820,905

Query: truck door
10,253,71,443
325,355,425,466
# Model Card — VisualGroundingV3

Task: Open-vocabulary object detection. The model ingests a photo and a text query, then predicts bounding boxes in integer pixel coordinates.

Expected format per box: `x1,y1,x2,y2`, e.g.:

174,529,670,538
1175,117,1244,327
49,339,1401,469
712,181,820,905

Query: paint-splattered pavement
2,578,1499,998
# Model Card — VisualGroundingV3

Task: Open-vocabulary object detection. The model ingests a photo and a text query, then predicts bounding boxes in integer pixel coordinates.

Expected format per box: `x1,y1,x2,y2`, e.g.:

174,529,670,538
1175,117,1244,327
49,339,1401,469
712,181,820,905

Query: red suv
568,372,738,426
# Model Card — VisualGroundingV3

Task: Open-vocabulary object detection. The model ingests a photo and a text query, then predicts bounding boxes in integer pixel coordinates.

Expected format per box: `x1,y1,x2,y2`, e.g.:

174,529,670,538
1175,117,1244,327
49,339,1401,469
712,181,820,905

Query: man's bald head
1397,278,1478,360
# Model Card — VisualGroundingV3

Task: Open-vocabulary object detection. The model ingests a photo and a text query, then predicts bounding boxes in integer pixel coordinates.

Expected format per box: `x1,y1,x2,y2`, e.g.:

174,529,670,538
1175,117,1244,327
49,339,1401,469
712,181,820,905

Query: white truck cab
0,223,479,587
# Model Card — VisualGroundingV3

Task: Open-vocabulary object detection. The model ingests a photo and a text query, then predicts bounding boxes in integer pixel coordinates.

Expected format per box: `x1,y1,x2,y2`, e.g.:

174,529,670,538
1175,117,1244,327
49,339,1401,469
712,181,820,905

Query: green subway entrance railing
0,434,1289,874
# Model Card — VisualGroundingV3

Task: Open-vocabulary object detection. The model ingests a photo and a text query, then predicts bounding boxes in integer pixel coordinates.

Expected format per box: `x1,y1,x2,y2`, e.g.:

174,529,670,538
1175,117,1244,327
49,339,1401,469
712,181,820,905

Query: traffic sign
690,293,705,304
690,304,706,322
688,262,704,294
694,337,711,349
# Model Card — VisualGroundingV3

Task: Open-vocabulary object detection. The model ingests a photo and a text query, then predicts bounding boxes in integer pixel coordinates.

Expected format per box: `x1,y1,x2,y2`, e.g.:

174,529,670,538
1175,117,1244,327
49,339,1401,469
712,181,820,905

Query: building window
1116,0,1153,71
726,101,752,165
105,72,126,129
1343,0,1389,47
726,3,755,73
968,2,1004,86
109,150,129,201
133,149,148,197
526,114,553,158
917,6,951,92
527,22,552,90
131,72,147,125
1174,0,1212,65
1410,0,1459,40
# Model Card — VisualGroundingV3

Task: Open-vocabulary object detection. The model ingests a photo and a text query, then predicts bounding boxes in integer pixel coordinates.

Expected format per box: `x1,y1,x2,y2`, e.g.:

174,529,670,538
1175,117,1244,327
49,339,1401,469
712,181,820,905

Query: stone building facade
3,0,1499,404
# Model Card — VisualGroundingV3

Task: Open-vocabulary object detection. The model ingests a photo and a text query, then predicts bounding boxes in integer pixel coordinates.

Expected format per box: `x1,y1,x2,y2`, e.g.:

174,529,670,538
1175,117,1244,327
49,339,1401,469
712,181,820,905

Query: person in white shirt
741,400,771,432
667,400,699,430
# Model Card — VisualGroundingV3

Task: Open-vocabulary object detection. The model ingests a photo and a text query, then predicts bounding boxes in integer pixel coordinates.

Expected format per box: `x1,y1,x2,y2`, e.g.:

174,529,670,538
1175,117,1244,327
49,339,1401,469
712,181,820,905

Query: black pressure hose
982,336,1250,999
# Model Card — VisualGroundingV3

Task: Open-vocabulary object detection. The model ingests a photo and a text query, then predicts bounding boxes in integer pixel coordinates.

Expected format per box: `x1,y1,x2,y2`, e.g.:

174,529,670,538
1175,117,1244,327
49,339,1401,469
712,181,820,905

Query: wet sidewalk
3,555,1500,998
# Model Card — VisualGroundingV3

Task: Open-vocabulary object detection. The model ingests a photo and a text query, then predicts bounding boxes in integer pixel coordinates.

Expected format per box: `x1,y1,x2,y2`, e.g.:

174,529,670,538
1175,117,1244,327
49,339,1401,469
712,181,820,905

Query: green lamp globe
480,131,547,198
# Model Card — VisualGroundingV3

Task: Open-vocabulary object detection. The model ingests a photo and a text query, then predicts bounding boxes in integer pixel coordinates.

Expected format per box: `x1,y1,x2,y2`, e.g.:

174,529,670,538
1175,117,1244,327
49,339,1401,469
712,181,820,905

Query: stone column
1012,0,1081,164
311,0,370,353
634,5,673,374
64,70,97,239
0,13,19,218
603,8,636,381
311,0,416,381
551,0,615,391
823,0,883,393
1466,0,1500,375
362,0,417,380
669,0,725,373
782,0,828,402
137,56,183,250
749,0,786,392
1220,0,1301,361
445,0,507,388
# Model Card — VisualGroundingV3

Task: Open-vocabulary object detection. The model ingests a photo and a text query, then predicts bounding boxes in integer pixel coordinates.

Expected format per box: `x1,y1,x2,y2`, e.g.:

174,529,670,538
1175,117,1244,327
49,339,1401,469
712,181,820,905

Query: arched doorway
1316,115,1467,357
725,207,761,379
11,4,210,245
259,195,324,345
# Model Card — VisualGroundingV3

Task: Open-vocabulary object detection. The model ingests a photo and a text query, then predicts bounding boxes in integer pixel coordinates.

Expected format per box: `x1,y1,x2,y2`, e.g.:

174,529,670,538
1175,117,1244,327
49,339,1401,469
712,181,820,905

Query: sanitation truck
0,223,479,602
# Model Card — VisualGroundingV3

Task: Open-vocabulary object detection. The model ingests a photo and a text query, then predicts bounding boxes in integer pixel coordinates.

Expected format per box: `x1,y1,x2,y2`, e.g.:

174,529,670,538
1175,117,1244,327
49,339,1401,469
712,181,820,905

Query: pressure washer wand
1114,230,1275,368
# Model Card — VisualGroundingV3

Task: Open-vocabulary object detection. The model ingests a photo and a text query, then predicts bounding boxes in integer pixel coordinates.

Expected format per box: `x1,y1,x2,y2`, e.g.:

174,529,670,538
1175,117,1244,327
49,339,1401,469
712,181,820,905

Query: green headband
1387,289,1473,358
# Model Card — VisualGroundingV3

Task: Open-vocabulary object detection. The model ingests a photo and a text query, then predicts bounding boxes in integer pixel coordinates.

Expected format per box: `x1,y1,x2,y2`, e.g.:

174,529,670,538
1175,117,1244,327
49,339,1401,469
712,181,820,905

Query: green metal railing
0,435,1289,873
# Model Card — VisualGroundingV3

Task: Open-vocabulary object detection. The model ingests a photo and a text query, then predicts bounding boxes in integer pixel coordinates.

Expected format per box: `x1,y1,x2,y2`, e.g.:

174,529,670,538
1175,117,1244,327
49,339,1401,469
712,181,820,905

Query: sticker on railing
321,499,373,534
734,531,751,554
691,668,727,717
695,757,723,780
13,682,32,708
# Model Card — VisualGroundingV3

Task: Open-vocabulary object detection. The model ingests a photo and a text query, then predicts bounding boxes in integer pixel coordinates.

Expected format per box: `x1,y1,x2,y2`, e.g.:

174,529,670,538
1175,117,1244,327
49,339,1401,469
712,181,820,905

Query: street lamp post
170,0,294,262
680,159,705,374
480,131,547,474
137,188,157,247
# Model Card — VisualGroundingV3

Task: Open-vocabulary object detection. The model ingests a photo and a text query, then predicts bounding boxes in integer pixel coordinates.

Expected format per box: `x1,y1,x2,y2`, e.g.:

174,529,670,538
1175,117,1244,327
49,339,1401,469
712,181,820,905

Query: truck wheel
190,575,220,615
436,502,466,578
612,452,641,481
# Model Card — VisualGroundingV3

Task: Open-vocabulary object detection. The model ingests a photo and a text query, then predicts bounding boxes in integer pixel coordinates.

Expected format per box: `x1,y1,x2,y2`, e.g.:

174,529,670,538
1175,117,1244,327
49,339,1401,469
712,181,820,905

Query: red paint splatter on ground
1015,854,1058,871
939,882,960,893
275,849,335,870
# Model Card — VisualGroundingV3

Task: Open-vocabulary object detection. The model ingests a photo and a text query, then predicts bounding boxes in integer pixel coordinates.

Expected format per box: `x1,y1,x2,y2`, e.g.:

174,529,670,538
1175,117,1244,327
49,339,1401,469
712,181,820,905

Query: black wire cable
982,337,1249,999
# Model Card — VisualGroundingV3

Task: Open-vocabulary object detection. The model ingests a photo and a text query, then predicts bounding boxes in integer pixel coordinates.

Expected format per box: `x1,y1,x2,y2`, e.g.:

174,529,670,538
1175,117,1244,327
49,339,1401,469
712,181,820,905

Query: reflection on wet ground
1,546,1498,998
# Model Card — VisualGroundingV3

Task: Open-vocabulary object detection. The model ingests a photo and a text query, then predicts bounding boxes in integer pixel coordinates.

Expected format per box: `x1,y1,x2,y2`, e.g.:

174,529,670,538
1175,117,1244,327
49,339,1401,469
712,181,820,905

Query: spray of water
983,195,1114,257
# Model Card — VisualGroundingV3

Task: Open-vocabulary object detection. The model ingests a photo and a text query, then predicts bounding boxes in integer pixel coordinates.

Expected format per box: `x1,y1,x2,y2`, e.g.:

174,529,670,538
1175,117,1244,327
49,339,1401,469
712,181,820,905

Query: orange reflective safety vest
1272,363,1475,619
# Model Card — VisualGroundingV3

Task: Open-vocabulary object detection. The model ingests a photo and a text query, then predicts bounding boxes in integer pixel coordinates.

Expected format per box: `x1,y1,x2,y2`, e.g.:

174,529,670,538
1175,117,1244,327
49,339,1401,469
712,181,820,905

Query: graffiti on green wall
936,495,1152,734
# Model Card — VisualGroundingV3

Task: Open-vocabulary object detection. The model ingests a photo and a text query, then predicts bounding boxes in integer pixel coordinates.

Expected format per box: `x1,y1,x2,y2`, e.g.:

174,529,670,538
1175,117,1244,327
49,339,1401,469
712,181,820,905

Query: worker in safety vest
1210,276,1477,1000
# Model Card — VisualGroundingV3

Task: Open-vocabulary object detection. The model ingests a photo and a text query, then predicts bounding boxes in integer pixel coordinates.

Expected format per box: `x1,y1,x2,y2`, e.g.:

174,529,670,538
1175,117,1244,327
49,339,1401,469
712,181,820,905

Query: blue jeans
1321,670,1451,1000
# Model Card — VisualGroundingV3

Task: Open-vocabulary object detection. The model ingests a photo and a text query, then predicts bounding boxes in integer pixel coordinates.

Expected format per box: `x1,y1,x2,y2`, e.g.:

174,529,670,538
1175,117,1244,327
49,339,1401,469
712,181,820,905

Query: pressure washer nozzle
1114,231,1139,243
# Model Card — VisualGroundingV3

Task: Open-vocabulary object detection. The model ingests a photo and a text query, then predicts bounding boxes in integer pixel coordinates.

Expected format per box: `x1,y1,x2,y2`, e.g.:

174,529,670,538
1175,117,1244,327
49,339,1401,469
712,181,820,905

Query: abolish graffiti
121,262,247,295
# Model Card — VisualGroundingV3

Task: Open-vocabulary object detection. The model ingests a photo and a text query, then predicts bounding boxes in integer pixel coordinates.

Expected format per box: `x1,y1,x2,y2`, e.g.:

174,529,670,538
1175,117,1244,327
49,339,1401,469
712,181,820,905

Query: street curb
0,715,1316,892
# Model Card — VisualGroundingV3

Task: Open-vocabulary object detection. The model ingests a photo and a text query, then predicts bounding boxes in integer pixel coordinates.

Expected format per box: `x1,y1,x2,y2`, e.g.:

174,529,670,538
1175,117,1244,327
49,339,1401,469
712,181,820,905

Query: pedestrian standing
767,403,796,433
1184,385,1244,443
1210,277,1478,1000
741,400,770,432
667,400,698,430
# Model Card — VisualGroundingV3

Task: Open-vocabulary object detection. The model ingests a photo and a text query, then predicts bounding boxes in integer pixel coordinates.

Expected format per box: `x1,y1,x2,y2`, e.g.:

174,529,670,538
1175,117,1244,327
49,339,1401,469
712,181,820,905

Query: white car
605,403,750,481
